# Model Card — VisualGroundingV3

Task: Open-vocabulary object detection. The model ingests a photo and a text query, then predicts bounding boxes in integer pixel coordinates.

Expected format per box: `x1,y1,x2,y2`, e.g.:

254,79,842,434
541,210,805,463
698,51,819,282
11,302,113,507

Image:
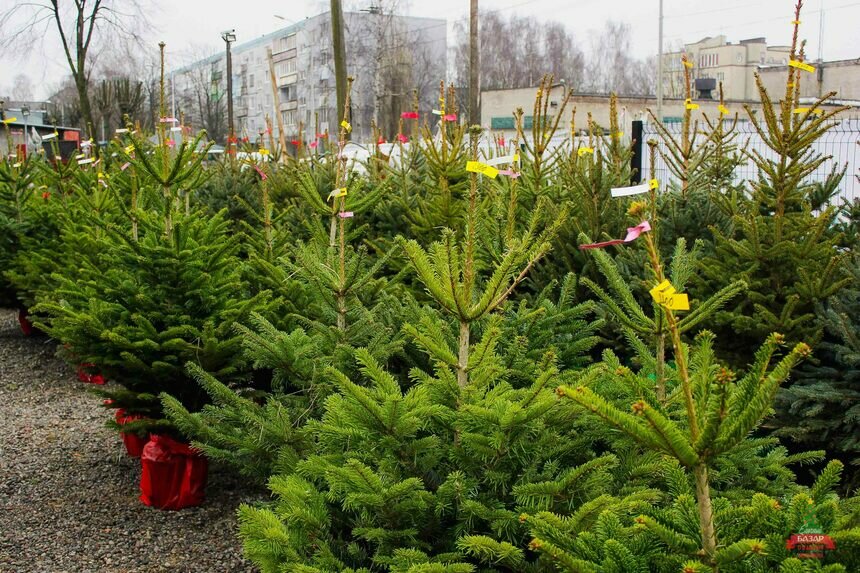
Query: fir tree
399,125,564,388
236,349,640,572
776,254,860,491
698,13,850,364
397,82,470,242
0,155,45,307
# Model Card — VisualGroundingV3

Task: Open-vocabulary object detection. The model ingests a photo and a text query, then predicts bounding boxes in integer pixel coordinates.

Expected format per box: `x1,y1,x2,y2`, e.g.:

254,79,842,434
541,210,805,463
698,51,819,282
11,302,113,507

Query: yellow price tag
2,117,17,124
792,19,801,25
649,280,690,311
789,59,815,73
682,59,693,68
578,147,594,157
340,120,351,133
649,178,659,190
259,148,270,155
685,99,699,110
513,153,519,162
466,161,499,178
327,187,347,201
793,107,824,115
718,104,729,115
124,145,135,154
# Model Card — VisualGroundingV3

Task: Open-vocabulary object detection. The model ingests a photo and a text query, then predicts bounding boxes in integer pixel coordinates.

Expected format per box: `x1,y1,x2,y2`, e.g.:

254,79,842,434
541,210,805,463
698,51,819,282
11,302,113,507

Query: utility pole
817,0,825,97
222,30,237,152
331,0,348,139
469,0,479,126
656,0,664,123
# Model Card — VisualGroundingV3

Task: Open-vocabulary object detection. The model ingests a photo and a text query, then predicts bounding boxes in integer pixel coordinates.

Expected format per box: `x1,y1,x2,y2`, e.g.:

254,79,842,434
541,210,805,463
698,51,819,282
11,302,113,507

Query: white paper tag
486,154,518,166
610,182,650,198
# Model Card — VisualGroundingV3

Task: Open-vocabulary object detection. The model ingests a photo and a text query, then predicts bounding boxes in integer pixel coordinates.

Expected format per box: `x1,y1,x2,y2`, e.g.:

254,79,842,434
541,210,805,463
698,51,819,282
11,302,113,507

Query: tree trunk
76,75,95,143
656,330,666,402
693,463,718,564
336,293,347,331
457,320,470,388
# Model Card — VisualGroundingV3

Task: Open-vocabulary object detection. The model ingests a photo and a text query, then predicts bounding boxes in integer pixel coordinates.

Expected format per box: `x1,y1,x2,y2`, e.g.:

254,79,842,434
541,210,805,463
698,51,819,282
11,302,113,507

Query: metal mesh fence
639,118,860,204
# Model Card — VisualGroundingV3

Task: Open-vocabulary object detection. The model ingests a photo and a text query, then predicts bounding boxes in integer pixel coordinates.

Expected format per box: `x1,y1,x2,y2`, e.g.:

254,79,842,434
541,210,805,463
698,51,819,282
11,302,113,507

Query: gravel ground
0,309,262,572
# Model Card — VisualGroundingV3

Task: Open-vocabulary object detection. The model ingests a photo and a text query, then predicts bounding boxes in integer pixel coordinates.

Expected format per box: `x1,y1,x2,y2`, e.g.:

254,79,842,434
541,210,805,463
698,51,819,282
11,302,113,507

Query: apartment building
661,35,791,101
172,10,446,145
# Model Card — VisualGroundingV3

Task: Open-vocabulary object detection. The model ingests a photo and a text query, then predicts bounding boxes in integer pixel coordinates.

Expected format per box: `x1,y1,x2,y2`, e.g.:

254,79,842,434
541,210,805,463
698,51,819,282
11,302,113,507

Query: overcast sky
2,0,858,99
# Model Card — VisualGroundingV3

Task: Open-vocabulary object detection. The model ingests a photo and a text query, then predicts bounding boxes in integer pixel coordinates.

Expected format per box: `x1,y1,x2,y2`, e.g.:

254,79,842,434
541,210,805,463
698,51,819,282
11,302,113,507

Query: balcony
276,73,298,87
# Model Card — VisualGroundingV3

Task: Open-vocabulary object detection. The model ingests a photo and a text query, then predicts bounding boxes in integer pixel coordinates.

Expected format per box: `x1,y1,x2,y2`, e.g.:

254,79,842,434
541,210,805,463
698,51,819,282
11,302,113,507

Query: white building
661,36,791,101
171,10,447,146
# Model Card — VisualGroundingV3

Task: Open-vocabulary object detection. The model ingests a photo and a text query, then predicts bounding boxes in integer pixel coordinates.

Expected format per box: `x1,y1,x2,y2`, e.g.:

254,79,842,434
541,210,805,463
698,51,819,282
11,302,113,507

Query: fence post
631,120,644,184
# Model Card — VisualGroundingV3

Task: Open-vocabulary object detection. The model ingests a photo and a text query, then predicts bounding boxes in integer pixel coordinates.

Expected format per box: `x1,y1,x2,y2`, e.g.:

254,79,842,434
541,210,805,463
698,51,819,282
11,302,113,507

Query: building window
281,85,297,102
249,74,255,88
275,58,297,77
282,110,297,126
274,34,297,54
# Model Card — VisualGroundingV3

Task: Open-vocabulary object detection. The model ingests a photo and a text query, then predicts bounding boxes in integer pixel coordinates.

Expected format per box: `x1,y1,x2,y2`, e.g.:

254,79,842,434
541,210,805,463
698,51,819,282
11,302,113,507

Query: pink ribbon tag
166,139,176,147
443,113,457,121
401,111,419,119
397,133,408,143
159,117,178,123
254,165,267,180
120,162,131,171
579,221,651,250
309,141,318,149
338,211,354,218
498,169,519,178
499,136,506,146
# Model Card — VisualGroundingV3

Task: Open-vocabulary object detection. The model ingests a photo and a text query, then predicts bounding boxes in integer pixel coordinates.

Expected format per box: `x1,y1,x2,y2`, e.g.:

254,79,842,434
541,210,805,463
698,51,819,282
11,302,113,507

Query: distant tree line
452,14,655,96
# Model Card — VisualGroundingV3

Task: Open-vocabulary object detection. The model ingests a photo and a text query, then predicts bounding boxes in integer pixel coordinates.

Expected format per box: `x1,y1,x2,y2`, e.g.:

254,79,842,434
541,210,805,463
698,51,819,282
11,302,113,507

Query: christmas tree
697,13,850,364
776,254,860,491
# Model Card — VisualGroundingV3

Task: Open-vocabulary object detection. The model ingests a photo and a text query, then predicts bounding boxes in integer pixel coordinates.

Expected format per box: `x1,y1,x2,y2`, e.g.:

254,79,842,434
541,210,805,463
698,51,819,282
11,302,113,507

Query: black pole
631,120,643,184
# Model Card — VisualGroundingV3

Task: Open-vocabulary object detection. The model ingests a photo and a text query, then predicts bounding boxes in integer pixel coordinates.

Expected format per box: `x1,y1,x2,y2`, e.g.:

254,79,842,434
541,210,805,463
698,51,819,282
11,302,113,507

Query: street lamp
221,29,237,153
21,105,30,156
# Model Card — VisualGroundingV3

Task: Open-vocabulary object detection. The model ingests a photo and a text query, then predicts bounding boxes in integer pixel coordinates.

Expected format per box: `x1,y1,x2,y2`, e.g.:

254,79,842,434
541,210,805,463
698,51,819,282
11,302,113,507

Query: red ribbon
397,133,408,143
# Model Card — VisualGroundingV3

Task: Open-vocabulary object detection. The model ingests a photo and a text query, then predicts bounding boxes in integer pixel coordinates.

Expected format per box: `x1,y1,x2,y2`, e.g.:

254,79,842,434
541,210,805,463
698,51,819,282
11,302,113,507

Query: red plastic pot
139,435,208,510
18,309,33,336
114,409,149,457
77,363,106,385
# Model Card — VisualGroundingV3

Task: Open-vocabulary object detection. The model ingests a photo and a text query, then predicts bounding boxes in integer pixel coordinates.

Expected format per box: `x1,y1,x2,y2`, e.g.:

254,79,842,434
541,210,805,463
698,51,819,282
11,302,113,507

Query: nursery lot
0,309,258,573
